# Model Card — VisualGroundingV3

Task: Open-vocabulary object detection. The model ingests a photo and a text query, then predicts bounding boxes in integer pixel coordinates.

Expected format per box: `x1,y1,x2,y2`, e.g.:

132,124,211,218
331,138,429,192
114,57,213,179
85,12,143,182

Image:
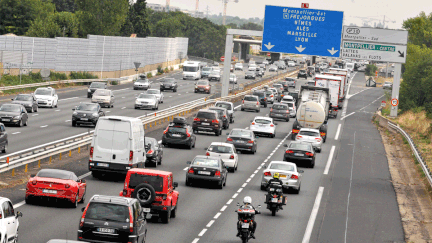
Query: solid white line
302,186,325,243
206,220,215,228
192,238,199,243
183,167,188,171
220,205,227,211
169,96,172,98
237,188,243,193
344,132,356,243
227,199,233,204
59,97,78,101
105,111,110,113
40,125,48,128
78,172,91,179
323,146,336,175
198,229,207,237
214,212,221,219
335,124,342,140
234,105,241,110
14,201,25,208
113,88,129,92
122,97,125,99
12,132,21,135
242,183,247,187
341,112,355,120
178,94,181,95
232,193,238,198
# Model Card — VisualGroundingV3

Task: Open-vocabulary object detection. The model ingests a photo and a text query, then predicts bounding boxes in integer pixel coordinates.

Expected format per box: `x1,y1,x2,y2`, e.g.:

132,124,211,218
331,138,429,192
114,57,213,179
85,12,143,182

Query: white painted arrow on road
327,47,339,55
264,42,275,50
295,45,306,53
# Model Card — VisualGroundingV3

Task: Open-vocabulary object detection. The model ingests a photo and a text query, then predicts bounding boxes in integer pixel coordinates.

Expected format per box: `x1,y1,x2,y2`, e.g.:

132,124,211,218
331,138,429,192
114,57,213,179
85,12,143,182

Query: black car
226,129,257,154
192,109,222,136
297,69,308,79
77,195,147,243
185,155,228,189
87,82,107,98
208,107,229,129
160,78,178,92
269,103,290,122
162,117,196,149
283,141,315,168
0,104,28,127
0,123,7,153
11,94,38,113
72,103,105,127
252,90,268,108
145,137,163,167
288,91,300,106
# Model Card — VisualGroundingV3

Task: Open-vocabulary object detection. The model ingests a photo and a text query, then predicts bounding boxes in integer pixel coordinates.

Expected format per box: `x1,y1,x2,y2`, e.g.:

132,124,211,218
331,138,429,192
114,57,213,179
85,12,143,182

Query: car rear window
192,158,220,167
254,119,271,124
208,145,233,153
265,91,272,95
215,103,232,110
37,170,72,180
244,96,257,101
269,163,295,171
272,104,288,110
196,111,216,119
168,127,186,134
299,130,320,137
209,108,224,115
85,202,129,222
230,130,252,137
197,81,208,85
286,103,294,108
253,92,265,97
289,143,312,151
129,173,164,192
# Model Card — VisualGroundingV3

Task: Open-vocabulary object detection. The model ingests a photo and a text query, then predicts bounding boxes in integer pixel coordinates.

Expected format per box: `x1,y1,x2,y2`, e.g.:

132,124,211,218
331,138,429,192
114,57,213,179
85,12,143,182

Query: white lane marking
32,114,39,116
227,199,233,204
105,111,110,113
323,146,336,175
254,170,259,174
335,124,342,140
214,212,221,219
242,183,247,187
246,178,251,182
232,193,238,198
178,94,181,95
359,94,385,111
192,238,199,243
237,188,243,193
221,205,227,211
234,105,241,110
186,92,189,93
198,229,207,237
250,174,255,178
169,96,172,98
121,107,126,109
341,112,355,120
79,172,91,179
40,125,48,128
59,97,78,101
65,120,71,122
183,167,188,171
122,97,125,99
302,186,325,243
55,109,60,112
158,140,162,144
157,78,163,80
206,220,215,228
344,132,356,243
12,132,20,135
14,201,25,208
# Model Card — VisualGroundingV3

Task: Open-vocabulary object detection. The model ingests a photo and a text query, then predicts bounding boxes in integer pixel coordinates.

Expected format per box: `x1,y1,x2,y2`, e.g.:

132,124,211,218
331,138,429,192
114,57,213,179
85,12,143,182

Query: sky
147,0,432,29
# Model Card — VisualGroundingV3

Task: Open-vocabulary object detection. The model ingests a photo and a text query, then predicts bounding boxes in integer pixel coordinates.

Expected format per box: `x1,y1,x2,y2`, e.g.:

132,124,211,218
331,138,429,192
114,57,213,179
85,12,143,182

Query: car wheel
24,119,28,126
215,130,220,136
1,143,7,153
87,94,91,98
264,104,267,108
292,185,301,194
91,171,102,178
72,193,79,208
79,190,86,204
170,204,177,218
111,104,114,108
174,89,177,92
323,135,327,143
72,121,77,127
132,183,156,206
55,102,58,108
286,118,290,122
161,210,171,224
188,142,193,150
241,108,244,111
185,179,192,186
18,119,23,127
223,176,227,186
217,180,223,189
158,156,162,165
310,159,315,168
256,109,260,113
260,185,266,191
30,107,34,113
25,196,32,205
35,106,38,112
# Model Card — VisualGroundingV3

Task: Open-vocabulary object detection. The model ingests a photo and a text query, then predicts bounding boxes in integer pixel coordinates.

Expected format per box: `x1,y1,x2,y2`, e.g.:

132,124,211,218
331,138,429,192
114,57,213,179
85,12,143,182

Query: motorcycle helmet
273,172,280,179
243,196,252,204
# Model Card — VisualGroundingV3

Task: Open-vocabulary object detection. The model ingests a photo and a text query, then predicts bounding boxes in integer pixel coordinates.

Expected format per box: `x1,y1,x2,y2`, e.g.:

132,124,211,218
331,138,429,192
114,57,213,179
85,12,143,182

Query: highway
6,71,404,243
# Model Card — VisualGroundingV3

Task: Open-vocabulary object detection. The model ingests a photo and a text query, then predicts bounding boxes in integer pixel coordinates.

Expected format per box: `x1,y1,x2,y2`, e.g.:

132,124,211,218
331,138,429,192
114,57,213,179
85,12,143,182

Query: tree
27,12,79,38
52,0,76,12
402,12,432,48
121,0,150,37
240,22,263,31
365,64,378,76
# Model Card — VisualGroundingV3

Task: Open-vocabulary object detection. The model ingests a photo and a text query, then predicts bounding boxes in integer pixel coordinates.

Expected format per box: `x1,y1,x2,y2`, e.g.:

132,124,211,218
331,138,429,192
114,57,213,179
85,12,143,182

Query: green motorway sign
343,42,395,52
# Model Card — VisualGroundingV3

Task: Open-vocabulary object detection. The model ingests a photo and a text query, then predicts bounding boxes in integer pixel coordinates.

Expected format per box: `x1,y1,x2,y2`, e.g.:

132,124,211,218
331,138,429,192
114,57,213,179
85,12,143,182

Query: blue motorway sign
262,5,344,57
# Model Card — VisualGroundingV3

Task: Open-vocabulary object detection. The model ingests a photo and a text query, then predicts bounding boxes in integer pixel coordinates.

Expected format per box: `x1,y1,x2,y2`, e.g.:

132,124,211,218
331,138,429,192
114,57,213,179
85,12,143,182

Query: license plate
97,163,109,167
143,208,151,213
198,171,211,175
235,140,245,143
259,125,265,127
294,153,303,156
97,228,115,233
242,223,249,229
279,175,287,178
202,122,210,125
2,119,10,122
271,198,278,203
42,189,57,194
275,114,283,116
81,118,88,121
200,89,204,91
171,134,181,137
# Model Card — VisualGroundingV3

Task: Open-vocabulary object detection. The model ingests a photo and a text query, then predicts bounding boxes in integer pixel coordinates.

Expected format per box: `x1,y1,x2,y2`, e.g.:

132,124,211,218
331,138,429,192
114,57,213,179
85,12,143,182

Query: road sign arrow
264,42,275,50
295,45,306,53
327,47,339,55
398,51,404,57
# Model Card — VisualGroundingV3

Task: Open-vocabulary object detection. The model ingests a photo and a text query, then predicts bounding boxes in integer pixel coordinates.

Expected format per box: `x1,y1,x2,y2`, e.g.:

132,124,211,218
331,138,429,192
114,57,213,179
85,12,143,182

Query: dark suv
160,78,178,92
78,195,147,243
162,117,196,149
208,107,229,129
192,109,222,136
252,90,268,108
87,82,107,98
297,69,308,79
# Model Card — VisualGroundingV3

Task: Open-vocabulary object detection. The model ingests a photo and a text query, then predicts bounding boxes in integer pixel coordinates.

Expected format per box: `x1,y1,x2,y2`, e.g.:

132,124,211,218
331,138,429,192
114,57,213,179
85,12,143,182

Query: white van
346,62,354,73
89,116,145,176
183,61,202,80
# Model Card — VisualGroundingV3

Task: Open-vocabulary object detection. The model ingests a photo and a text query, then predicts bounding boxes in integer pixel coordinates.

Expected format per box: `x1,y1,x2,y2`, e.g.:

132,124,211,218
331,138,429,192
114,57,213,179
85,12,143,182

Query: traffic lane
348,71,369,95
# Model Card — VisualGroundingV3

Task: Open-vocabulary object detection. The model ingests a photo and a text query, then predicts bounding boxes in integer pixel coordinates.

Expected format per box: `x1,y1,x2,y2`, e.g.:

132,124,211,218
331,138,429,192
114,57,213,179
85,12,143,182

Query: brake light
244,220,248,223
129,207,134,232
286,110,290,113
270,124,274,127
285,150,294,154
251,122,255,125
270,95,273,97
186,131,191,137
247,140,254,144
264,98,267,101
227,137,233,141
291,174,299,180
270,108,273,112
163,127,169,134
147,149,153,154
281,94,284,97
194,117,200,121
305,152,314,156
206,152,210,156
188,168,194,174
315,138,322,142
223,115,226,118
256,101,259,105
212,119,219,124
89,146,94,161
215,170,221,177
31,180,37,185
230,154,234,159
65,184,70,188
129,151,133,162
264,171,271,176
80,204,90,227
242,100,244,104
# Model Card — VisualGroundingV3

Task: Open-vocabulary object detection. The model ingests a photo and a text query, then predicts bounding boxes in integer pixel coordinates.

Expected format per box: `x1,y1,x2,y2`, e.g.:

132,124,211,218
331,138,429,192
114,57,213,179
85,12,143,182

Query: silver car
261,161,303,193
264,90,275,103
285,78,296,87
229,74,238,84
241,95,260,112
91,89,114,108
146,89,164,103
208,70,221,81
133,78,151,90
135,93,158,110
296,128,322,152
269,65,278,72
383,81,393,89
201,67,213,78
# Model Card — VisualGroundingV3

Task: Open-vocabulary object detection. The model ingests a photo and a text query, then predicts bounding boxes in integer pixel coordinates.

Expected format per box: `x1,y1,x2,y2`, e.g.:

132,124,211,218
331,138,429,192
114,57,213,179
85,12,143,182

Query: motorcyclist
267,172,284,210
236,196,259,239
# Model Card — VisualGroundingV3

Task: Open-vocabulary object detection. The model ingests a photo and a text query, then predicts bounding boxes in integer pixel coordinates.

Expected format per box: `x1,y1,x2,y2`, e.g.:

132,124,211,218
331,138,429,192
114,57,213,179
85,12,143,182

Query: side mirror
173,182,178,188
72,108,75,111
274,122,278,125
186,161,191,164
30,174,36,177
204,147,208,150
236,202,240,206
11,98,14,101
262,165,267,169
16,211,23,218
81,179,86,183
298,170,304,173
81,207,85,212
226,132,229,136
283,144,288,147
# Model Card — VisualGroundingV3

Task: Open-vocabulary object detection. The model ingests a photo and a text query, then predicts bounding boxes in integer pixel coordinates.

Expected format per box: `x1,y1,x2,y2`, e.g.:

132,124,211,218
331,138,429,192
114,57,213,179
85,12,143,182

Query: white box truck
324,69,349,107
314,75,343,110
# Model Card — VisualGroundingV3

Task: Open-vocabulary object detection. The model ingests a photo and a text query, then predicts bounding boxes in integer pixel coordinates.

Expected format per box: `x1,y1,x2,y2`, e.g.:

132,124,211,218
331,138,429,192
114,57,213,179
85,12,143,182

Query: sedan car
255,67,263,77
208,70,221,81
0,104,28,127
195,80,211,94
250,116,277,138
145,137,163,167
287,61,296,67
160,78,178,92
0,123,7,153
72,103,104,127
229,73,237,84
285,77,296,87
297,69,308,79
245,71,256,79
91,89,114,108
261,161,303,194
226,128,257,154
201,66,213,78
186,155,228,189
87,82,107,98
146,89,164,103
383,81,393,89
270,103,290,122
34,87,58,108
234,63,243,71
205,142,238,172
25,169,86,208
135,93,158,110
133,77,151,90
296,128,322,152
283,141,316,168
269,65,278,72
11,94,38,113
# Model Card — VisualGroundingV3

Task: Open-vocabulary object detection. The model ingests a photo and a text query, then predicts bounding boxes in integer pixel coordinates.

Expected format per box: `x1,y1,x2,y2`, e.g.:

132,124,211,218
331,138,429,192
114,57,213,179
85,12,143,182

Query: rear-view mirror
226,132,229,136
30,174,36,177
262,165,267,169
283,144,288,147
186,161,191,164
204,147,208,150
81,207,85,212
16,211,23,218
81,179,86,183
173,182,178,188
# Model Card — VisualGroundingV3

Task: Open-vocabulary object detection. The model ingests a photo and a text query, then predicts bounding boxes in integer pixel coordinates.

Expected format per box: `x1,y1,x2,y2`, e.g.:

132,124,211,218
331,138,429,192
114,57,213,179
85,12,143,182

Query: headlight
92,113,98,117
73,112,77,115
195,86,198,89
13,116,20,119
135,100,140,104
88,89,91,92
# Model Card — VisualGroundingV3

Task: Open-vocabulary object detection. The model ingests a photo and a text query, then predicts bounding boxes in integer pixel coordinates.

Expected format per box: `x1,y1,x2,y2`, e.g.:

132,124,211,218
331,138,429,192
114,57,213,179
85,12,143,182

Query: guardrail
0,68,299,174
0,79,107,91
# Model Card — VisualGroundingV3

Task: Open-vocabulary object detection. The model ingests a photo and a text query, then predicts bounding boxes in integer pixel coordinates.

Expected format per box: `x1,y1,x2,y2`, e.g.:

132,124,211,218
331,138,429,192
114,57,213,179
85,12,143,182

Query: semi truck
323,68,349,106
314,74,343,110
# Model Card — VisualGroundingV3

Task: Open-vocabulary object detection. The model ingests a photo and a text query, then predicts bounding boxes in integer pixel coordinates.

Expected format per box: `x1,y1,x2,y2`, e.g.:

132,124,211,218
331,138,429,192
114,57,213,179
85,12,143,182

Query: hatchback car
0,104,28,127
261,161,303,193
245,71,256,79
195,80,211,93
133,76,151,90
0,197,23,243
145,137,163,167
209,107,229,129
205,142,238,172
287,61,296,67
78,195,147,242
201,66,213,78
135,93,158,110
255,67,263,77
186,155,228,189
241,95,260,112
226,129,257,154
270,103,290,122
34,87,58,108
269,65,278,72
160,78,178,92
264,90,275,104
11,94,38,113
91,89,114,108
283,141,316,168
250,116,277,138
215,101,235,123
297,70,308,79
252,90,268,108
162,117,196,149
192,109,222,136
234,63,243,71
72,102,105,127
87,82,107,98
229,73,237,84
296,128,322,152
285,77,296,88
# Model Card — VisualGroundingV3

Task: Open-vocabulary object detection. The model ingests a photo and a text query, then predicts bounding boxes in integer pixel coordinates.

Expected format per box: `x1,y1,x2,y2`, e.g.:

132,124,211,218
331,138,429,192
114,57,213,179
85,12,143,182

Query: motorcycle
264,183,287,216
235,203,261,243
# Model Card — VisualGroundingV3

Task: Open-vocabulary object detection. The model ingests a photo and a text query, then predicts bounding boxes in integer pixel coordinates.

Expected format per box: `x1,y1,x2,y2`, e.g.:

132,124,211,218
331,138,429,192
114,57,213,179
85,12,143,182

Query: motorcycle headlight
73,112,77,115
88,89,91,92
269,188,275,191
92,113,99,117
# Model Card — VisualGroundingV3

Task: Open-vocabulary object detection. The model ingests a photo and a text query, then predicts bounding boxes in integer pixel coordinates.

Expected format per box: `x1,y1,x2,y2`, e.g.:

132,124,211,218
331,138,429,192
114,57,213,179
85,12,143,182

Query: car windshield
230,74,236,78
0,104,21,112
203,67,212,71
272,104,288,110
93,90,110,96
147,90,159,94
138,94,155,99
385,82,392,85
76,104,98,111
289,143,312,151
273,84,282,88
15,95,32,101
136,79,148,83
208,145,233,153
35,89,51,95
215,103,232,110
196,111,216,119
162,79,175,83
244,96,257,101
254,119,271,124
183,66,199,72
192,158,220,167
300,70,306,73
299,130,320,137
265,91,272,95
90,82,105,88
230,130,252,137
85,203,129,222
269,163,295,172
209,109,224,116
197,81,208,85
37,169,71,180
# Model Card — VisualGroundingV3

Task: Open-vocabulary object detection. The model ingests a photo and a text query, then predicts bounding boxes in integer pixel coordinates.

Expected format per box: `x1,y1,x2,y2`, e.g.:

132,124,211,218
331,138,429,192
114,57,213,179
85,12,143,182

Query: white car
34,87,58,108
261,161,303,193
287,61,296,67
229,74,237,84
263,60,269,65
269,65,278,72
248,66,256,72
234,63,243,71
134,93,158,110
296,128,322,152
205,142,238,172
91,89,114,108
250,116,277,138
285,78,296,87
0,197,23,243
146,89,164,103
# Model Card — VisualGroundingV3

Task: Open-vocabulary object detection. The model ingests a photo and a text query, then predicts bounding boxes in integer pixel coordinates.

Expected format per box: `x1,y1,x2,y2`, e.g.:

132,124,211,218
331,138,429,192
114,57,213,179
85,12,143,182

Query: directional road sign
342,26,408,45
341,41,407,63
262,5,344,57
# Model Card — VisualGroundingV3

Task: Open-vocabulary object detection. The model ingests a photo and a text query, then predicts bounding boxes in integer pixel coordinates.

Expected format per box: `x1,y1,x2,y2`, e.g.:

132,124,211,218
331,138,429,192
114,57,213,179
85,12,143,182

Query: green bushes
69,71,98,79
365,64,378,76
0,71,99,87
157,65,163,74
147,73,153,78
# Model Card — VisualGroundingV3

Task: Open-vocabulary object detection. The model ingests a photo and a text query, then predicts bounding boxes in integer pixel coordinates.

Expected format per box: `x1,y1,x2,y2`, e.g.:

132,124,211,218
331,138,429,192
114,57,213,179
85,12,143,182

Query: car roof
299,128,320,132
215,101,233,105
194,155,221,160
209,142,234,147
128,168,172,176
282,95,294,99
198,109,218,114
254,116,272,120
89,195,136,206
268,161,297,167
209,107,226,111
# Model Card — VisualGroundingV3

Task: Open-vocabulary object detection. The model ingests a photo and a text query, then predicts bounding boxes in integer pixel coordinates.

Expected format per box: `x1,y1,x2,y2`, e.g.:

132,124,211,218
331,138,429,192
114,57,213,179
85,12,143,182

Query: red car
25,169,87,208
120,168,179,224
194,80,211,94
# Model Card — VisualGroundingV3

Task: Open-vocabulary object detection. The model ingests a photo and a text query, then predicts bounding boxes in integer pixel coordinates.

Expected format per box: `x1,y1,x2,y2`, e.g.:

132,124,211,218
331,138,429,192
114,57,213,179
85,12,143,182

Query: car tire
188,142,193,150
30,107,34,113
72,121,77,127
217,180,223,189
24,119,28,126
79,190,86,204
25,196,32,205
1,143,7,154
323,135,327,143
170,204,177,218
215,130,220,136
91,171,101,178
317,148,322,153
161,209,171,224
256,109,260,113
286,118,289,122
87,94,91,98
158,156,162,165
133,183,156,207
174,89,177,93
292,185,301,194
185,179,192,186
72,193,79,208
55,102,58,108
241,108,244,111
35,106,38,112
310,159,315,168
264,104,267,108
18,119,23,127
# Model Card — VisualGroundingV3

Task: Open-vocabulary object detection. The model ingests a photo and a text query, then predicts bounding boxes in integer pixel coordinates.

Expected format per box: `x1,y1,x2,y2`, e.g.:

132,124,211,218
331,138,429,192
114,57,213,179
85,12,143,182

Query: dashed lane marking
206,220,215,228
227,199,233,205
40,125,48,128
214,212,221,219
335,124,342,140
220,205,227,211
12,132,20,135
323,146,336,175
198,229,207,237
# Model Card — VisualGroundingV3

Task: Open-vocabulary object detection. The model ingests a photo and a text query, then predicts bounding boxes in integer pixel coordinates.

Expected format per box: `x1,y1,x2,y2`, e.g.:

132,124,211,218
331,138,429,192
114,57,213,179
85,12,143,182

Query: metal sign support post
390,63,402,117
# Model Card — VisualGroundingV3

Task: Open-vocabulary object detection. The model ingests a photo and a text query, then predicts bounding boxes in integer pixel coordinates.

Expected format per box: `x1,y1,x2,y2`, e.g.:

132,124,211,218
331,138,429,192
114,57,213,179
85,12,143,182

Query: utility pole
206,6,209,18
63,26,66,37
